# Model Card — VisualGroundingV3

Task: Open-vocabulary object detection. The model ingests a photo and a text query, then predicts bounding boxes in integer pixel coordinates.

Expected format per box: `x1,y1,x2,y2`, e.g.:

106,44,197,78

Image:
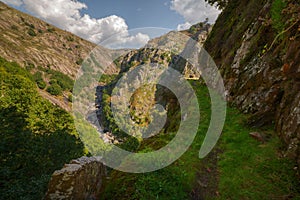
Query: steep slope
0,57,87,200
204,0,300,166
97,22,210,146
0,1,94,77
0,2,119,111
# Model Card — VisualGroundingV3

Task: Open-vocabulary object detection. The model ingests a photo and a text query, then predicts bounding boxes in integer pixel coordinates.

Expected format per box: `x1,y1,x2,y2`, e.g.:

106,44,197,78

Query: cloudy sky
3,0,220,48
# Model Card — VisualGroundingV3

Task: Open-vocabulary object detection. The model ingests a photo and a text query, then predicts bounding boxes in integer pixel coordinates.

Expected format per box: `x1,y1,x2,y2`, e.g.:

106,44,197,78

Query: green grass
217,110,299,199
271,0,287,34
100,81,300,199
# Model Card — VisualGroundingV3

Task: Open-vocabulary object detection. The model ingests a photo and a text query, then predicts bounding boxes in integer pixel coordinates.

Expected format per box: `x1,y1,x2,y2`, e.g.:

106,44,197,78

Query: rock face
204,0,300,165
44,157,106,200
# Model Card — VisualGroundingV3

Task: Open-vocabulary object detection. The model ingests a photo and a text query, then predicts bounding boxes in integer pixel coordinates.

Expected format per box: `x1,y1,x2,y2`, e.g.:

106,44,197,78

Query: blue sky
79,0,183,29
3,0,220,48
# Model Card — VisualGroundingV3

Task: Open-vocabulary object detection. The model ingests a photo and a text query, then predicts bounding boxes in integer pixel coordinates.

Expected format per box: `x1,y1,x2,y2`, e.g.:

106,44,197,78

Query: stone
249,132,266,143
44,156,106,200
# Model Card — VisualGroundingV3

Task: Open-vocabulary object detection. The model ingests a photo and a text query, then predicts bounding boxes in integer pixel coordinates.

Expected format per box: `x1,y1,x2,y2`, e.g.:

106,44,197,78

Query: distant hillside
0,1,96,77
0,2,120,110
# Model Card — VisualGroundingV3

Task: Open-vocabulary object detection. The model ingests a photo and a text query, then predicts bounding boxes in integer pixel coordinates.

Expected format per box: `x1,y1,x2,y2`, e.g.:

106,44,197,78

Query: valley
0,0,300,199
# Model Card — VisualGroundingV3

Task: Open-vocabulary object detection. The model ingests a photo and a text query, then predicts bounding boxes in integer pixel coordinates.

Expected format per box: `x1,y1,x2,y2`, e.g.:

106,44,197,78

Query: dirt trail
38,89,71,112
190,148,221,200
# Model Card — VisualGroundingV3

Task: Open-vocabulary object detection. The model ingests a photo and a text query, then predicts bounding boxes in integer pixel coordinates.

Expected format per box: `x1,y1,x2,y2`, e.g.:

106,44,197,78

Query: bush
47,28,55,33
47,69,74,92
33,72,46,89
47,83,62,95
37,81,46,89
66,36,74,42
28,28,37,37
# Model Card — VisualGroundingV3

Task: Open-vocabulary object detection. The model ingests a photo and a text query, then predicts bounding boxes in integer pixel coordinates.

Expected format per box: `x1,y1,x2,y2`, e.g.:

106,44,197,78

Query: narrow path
190,148,221,200
38,89,71,111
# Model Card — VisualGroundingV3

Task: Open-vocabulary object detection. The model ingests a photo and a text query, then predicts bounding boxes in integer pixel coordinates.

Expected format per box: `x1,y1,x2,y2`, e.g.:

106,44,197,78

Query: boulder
44,156,106,200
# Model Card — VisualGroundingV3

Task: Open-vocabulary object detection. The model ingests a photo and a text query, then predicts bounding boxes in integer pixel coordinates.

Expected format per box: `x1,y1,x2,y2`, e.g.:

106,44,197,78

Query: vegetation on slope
0,2,95,77
0,57,87,199
100,81,300,199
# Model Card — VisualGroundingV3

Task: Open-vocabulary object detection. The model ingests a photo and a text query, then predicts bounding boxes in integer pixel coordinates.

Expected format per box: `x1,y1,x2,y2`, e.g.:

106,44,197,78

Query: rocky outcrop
204,0,300,165
44,157,106,200
98,24,210,138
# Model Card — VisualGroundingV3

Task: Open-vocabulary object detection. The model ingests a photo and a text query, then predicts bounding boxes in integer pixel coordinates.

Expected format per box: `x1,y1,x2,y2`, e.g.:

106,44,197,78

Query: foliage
0,57,86,199
271,0,287,34
25,63,35,71
47,83,63,95
66,36,74,42
47,28,55,33
99,74,118,84
47,69,74,92
27,28,37,37
0,57,33,81
24,22,35,29
33,71,46,89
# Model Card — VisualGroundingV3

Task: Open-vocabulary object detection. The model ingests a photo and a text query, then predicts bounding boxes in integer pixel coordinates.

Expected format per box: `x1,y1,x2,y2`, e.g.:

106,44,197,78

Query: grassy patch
216,109,299,199
271,0,287,34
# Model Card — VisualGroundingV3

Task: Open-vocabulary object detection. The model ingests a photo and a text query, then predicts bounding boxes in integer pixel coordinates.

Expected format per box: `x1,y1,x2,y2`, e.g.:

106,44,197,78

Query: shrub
33,72,46,89
47,28,55,33
37,81,46,89
46,69,74,92
47,83,62,95
28,28,37,37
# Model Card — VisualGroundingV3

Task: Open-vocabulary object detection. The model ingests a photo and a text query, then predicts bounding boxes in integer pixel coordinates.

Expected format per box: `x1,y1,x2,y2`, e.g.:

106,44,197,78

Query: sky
3,0,221,48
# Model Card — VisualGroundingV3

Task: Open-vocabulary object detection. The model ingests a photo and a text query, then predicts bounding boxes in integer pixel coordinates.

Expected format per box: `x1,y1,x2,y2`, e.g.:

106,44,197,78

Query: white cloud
170,0,221,30
2,0,23,6
4,0,149,48
177,22,192,31
103,32,150,49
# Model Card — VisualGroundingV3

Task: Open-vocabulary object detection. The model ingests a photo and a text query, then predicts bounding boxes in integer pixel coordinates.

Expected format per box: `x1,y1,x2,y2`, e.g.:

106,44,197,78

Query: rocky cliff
204,0,300,165
98,23,211,142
